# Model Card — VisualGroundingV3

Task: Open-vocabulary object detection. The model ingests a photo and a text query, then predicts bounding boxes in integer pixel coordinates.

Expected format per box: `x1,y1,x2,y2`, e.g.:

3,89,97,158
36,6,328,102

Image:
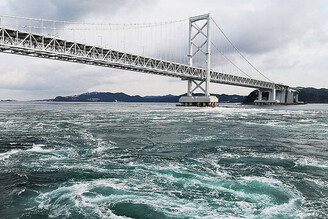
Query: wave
29,171,304,218
295,158,328,169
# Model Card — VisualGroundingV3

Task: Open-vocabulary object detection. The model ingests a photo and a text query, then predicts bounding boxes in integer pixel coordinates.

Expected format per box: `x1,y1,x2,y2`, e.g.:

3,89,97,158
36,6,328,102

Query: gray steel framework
0,27,288,91
187,14,211,96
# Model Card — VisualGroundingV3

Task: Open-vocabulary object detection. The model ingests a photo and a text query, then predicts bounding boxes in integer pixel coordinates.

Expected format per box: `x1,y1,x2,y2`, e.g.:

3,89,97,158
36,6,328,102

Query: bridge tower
179,14,218,106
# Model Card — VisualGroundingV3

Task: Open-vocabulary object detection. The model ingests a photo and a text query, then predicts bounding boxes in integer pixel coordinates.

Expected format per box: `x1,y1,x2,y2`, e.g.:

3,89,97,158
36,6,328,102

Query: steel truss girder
0,27,287,91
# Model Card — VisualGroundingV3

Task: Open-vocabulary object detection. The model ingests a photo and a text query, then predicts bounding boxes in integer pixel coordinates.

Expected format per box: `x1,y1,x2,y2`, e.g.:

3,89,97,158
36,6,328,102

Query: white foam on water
239,175,304,198
145,162,188,173
183,135,218,143
3,120,15,128
77,129,97,143
26,144,75,161
139,166,277,208
295,158,328,169
305,178,328,188
194,156,231,177
261,153,292,160
182,174,299,212
239,176,283,186
220,153,241,159
51,162,110,173
27,144,47,152
35,180,130,218
152,116,167,120
31,168,306,219
208,162,231,177
93,144,118,154
89,164,246,218
258,198,301,218
75,128,119,155
250,153,305,168
129,160,230,183
92,139,118,154
1,144,74,164
264,120,289,127
0,149,21,161
299,119,316,123
195,178,272,203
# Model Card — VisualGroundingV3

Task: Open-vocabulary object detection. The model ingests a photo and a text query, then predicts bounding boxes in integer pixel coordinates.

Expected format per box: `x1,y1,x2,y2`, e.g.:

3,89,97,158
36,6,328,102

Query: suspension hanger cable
211,42,252,79
0,14,188,30
211,17,273,82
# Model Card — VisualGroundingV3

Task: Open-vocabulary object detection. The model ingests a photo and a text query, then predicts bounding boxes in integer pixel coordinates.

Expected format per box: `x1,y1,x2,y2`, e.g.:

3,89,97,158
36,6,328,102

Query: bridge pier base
179,95,218,107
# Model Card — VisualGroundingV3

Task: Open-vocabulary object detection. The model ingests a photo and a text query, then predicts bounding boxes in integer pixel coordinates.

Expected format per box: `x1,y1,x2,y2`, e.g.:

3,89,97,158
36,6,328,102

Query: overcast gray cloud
3,0,132,20
0,0,328,100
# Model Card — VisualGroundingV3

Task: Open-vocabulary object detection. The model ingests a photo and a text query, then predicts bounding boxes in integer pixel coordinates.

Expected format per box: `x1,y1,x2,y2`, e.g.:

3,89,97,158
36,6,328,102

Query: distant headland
52,92,245,103
0,99,15,102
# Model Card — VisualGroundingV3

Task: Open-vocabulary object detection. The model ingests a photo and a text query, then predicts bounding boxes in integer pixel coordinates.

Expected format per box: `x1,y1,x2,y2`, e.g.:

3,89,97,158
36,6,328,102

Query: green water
0,102,327,218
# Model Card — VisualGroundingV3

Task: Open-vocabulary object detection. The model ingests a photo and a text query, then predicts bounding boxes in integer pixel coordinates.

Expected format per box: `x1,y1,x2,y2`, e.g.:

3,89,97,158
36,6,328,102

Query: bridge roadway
0,27,287,91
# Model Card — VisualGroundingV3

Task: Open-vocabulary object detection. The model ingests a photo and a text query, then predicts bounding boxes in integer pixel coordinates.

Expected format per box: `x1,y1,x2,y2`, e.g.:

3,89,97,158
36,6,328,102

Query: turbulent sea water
0,102,327,219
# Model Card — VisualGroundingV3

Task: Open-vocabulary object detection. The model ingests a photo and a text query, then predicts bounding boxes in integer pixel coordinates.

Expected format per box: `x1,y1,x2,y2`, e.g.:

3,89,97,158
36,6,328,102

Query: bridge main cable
210,17,273,83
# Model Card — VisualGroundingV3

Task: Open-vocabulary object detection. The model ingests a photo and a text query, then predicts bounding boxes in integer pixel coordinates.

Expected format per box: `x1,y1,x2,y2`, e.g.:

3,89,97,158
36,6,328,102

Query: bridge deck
0,27,286,90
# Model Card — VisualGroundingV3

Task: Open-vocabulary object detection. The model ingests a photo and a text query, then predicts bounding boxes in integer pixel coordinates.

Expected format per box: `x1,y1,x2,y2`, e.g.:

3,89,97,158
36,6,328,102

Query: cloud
211,0,327,54
3,0,133,21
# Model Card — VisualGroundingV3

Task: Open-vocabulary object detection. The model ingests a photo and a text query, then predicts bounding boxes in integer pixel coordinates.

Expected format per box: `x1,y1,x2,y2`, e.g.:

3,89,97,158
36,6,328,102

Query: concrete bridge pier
179,78,218,107
295,92,299,103
255,88,279,105
179,95,218,107
255,87,300,105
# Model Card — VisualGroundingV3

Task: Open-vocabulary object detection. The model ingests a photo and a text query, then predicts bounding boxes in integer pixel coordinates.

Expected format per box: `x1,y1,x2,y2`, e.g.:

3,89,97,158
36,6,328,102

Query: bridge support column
295,92,299,103
284,89,300,104
254,88,280,105
271,88,276,101
205,13,211,97
187,79,192,96
258,89,262,101
179,13,218,107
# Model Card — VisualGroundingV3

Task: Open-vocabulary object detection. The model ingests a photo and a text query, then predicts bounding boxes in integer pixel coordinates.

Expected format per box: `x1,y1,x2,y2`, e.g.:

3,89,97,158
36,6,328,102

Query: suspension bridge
0,14,299,105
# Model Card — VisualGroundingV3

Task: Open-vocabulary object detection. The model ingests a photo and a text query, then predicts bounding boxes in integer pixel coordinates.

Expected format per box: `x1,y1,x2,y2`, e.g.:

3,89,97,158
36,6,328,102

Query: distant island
297,87,328,103
53,92,245,103
50,87,328,104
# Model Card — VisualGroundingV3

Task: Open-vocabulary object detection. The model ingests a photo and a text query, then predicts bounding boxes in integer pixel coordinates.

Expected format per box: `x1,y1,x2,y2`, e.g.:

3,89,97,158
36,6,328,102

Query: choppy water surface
0,102,327,218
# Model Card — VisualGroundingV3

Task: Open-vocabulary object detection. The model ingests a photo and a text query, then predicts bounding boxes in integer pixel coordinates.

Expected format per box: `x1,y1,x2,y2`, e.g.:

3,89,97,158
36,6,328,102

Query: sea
0,102,327,219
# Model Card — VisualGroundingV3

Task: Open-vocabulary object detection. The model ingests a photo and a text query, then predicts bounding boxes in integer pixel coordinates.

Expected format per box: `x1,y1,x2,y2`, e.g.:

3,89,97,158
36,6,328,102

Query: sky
0,0,328,100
